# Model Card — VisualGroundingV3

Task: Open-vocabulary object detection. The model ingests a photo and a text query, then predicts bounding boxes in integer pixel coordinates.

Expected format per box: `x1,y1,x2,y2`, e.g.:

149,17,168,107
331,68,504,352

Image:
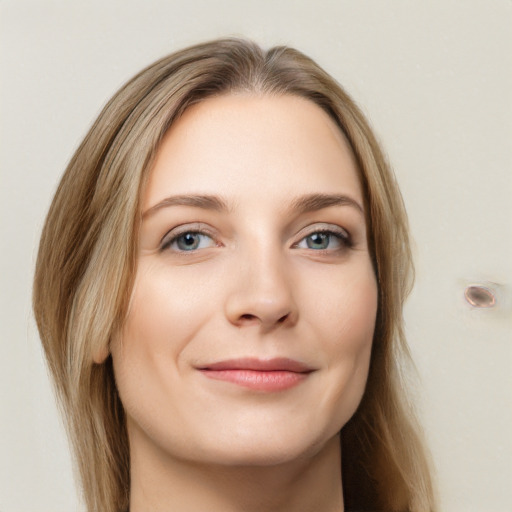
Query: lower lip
199,369,308,391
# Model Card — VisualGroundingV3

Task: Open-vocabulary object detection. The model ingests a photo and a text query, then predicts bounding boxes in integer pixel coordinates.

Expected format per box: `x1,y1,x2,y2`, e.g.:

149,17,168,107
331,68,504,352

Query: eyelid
293,223,351,245
160,223,219,251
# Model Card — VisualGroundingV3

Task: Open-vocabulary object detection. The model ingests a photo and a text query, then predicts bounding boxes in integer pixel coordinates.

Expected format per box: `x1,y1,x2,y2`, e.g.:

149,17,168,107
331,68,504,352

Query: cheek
311,261,378,352
307,262,378,426
118,262,216,357
110,263,214,424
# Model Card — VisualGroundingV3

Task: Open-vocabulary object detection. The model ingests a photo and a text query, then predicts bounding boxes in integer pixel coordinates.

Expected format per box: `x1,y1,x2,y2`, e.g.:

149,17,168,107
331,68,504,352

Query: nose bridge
225,234,297,329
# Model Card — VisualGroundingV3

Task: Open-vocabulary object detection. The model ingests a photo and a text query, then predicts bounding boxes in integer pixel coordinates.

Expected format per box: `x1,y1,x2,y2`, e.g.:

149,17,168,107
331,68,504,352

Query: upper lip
198,357,314,373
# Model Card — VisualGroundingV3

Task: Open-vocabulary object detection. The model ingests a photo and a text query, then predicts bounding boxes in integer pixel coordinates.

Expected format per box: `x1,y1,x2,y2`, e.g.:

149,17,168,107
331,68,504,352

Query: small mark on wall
464,285,497,308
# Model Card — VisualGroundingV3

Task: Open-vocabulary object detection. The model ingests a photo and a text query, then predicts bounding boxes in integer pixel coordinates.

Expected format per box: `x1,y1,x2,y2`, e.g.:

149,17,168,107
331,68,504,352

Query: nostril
277,313,289,323
237,312,291,325
237,313,262,328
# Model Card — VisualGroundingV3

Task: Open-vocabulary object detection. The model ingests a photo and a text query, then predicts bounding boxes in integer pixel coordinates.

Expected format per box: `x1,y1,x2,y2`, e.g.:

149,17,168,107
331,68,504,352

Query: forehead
144,94,362,210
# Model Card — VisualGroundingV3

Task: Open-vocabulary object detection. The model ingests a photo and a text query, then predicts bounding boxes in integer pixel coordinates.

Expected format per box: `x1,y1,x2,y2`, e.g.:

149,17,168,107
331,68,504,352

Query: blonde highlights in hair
33,38,436,512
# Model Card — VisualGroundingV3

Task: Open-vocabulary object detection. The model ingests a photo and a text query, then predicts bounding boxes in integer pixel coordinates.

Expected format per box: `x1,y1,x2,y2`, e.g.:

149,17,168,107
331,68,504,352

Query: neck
128,430,344,512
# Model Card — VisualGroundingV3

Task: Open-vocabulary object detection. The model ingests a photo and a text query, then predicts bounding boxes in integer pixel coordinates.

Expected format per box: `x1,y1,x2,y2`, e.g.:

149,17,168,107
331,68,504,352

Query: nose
224,246,298,332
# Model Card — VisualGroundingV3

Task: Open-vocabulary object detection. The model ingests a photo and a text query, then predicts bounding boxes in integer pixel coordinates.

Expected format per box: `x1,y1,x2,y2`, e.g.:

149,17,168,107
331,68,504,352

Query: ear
92,341,110,364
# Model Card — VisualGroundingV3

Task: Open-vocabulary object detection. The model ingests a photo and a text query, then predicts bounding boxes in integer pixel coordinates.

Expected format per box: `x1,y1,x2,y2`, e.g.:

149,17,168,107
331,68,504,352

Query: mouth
197,358,315,392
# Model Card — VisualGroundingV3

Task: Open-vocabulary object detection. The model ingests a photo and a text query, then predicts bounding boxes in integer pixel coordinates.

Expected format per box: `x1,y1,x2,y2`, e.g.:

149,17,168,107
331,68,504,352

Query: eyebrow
142,194,229,219
142,192,364,220
289,193,364,216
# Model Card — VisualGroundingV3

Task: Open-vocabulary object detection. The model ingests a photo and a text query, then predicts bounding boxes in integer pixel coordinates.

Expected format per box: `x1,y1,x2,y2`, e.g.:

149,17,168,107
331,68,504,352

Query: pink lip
197,358,314,392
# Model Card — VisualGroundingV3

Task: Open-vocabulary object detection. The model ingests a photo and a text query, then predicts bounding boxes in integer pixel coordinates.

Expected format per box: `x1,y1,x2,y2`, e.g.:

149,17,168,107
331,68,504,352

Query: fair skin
109,94,378,511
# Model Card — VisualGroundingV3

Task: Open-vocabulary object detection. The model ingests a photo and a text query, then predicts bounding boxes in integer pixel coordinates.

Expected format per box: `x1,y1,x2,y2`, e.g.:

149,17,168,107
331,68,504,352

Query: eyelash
160,225,218,252
160,225,352,253
293,227,352,252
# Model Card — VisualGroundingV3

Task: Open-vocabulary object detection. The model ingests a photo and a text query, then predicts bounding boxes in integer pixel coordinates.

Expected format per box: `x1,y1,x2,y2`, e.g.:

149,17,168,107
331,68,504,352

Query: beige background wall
1,1,511,510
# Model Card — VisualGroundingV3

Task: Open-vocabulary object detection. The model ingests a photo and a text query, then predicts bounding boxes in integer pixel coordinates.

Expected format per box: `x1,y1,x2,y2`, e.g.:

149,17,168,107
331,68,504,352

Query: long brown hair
33,38,436,512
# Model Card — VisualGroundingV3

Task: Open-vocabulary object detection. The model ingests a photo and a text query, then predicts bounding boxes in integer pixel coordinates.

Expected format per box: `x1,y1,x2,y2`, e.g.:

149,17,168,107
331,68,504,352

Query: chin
187,421,341,468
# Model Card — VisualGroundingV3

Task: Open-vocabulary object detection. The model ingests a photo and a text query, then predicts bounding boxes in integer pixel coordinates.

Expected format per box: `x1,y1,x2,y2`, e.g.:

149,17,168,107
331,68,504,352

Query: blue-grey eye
307,232,331,250
167,232,215,251
296,231,345,250
308,232,330,249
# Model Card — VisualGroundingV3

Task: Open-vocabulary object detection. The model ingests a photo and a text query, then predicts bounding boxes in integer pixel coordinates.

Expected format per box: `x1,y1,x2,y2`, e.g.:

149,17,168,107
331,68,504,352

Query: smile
197,358,315,392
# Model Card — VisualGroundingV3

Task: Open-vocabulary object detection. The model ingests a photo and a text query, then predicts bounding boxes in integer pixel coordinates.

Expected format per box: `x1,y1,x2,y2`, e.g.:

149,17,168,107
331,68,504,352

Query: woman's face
111,94,378,467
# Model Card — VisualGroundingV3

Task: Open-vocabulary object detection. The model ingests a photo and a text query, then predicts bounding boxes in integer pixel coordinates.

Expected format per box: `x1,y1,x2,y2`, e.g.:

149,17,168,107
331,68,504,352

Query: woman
33,38,436,512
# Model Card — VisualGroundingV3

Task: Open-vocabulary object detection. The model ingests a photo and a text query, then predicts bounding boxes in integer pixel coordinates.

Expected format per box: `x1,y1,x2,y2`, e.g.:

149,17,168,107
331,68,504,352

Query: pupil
308,233,329,249
183,234,196,245
178,233,199,250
